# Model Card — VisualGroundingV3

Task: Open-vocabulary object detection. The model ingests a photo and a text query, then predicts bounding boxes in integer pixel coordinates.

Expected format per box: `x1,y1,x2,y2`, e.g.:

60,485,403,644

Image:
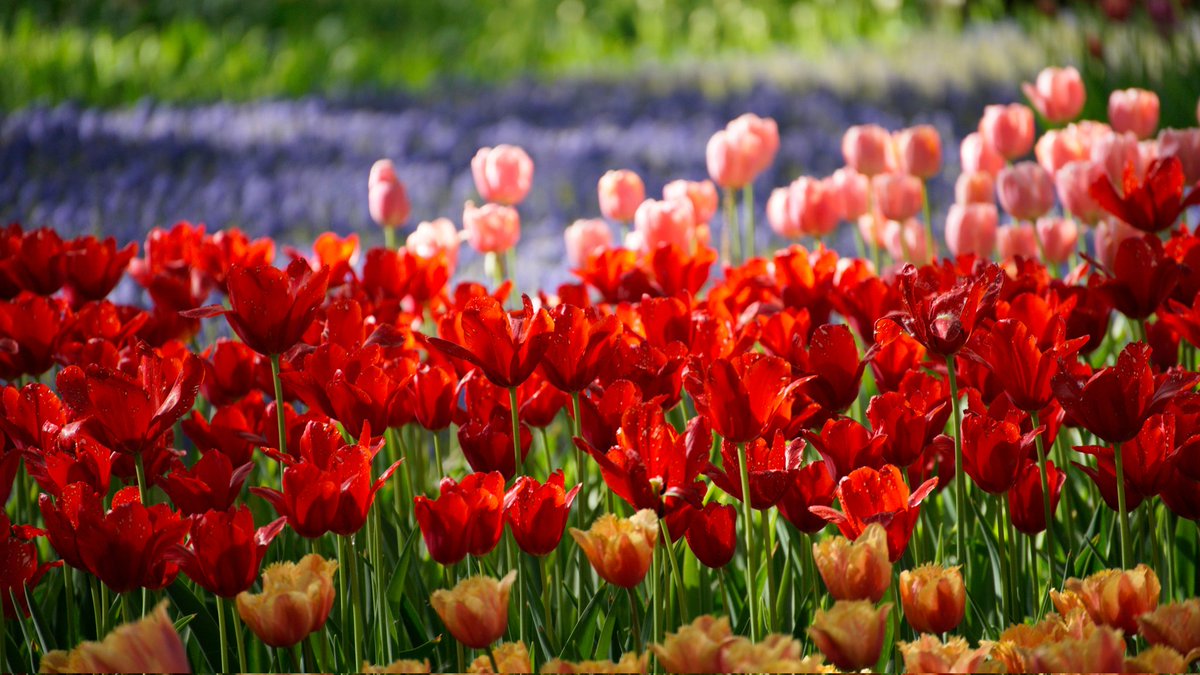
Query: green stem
1113,442,1133,569
946,356,967,577
760,511,776,632
658,519,689,623
570,392,585,524
509,387,523,478
383,226,396,250
270,353,288,490
1030,410,1056,601
134,452,149,504
432,430,444,482
347,535,365,668
487,646,501,674
62,566,75,648
121,591,138,624
921,182,935,262
734,441,760,641
233,597,248,673
216,595,231,673
627,587,643,657
994,495,1010,624
90,576,104,638
742,184,755,260
724,187,741,265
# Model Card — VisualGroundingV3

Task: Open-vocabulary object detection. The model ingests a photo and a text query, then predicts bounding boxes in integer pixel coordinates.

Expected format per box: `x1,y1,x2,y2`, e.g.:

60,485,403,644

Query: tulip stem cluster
1113,441,1134,569
945,357,968,583
734,441,760,641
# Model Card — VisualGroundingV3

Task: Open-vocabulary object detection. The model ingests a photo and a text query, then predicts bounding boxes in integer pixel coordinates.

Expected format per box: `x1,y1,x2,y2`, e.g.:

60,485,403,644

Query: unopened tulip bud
945,203,999,258
980,103,1035,160
873,173,924,222
598,170,646,223
1055,160,1107,224
997,161,1056,221
842,124,896,177
895,125,943,179
634,198,696,253
812,522,892,603
564,219,613,267
471,145,534,206
997,223,1039,263
431,570,518,649
1036,216,1079,264
1109,88,1160,140
831,167,869,219
663,179,719,224
961,131,1006,176
369,159,411,228
899,563,966,634
955,171,995,205
463,201,520,254
727,113,780,177
1023,66,1086,123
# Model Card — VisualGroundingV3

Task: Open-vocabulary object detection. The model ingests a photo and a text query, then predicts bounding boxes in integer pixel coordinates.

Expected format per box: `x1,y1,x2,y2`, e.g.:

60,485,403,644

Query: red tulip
170,506,286,598
0,513,62,619
0,383,65,454
776,461,838,534
606,338,688,411
1076,413,1175,511
62,235,137,305
972,318,1088,411
182,390,274,467
802,323,868,416
810,464,937,562
0,226,67,297
684,352,798,444
457,408,531,480
577,379,645,452
197,227,276,293
285,343,413,434
185,259,330,357
360,246,452,309
892,262,1003,357
504,470,580,556
803,418,887,483
1091,156,1200,234
410,363,462,432
1009,459,1065,535
960,410,1040,494
866,374,950,468
198,339,262,407
429,295,553,389
684,502,737,569
158,450,254,516
868,318,926,393
707,431,799,510
413,472,506,565
540,304,622,393
0,293,69,381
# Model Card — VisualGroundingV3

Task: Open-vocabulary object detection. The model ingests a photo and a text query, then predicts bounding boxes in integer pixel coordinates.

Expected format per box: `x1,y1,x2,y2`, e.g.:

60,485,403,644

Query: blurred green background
1,0,1198,124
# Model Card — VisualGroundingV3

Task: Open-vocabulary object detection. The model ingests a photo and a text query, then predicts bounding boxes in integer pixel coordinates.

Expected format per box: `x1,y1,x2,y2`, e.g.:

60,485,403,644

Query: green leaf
386,525,420,605
558,586,606,659
164,579,221,672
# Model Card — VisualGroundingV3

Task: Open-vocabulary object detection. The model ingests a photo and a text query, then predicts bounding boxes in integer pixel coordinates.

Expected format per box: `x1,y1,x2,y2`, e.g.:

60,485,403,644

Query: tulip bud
873,173,924,222
236,554,338,648
598,170,646,223
570,509,658,588
431,570,517,649
894,125,943,179
471,145,534,206
980,103,1036,160
406,218,461,272
1023,66,1086,123
368,159,411,229
831,167,869,219
1055,160,1107,224
706,129,756,189
842,124,895,177
997,161,1056,221
899,563,966,634
997,223,1039,263
727,113,780,177
1092,130,1145,187
899,634,993,674
634,198,696,253
650,615,732,673
1109,88,1160,140
663,179,719,225
945,203,999,258
463,201,520,254
1036,216,1079,264
961,131,1006,176
812,522,892,603
1137,599,1200,659
684,502,737,569
882,218,929,266
39,601,190,674
1036,129,1089,176
1057,564,1161,634
770,177,845,239
808,600,891,671
563,219,613,267
955,172,995,205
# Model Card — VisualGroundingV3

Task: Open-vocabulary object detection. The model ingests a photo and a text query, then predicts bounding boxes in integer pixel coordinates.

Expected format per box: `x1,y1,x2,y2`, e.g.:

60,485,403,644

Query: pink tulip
767,187,796,238
894,125,943,179
471,145,534,206
873,173,924,222
706,129,756,189
997,161,1055,221
842,125,896,177
857,212,886,249
1091,131,1145,188
727,113,780,176
1108,88,1160,140
1094,217,1142,269
997,223,1040,262
1158,128,1200,183
831,168,869,219
769,177,845,239
979,104,1036,160
1035,129,1090,176
882,218,930,266
598,170,646,223
1139,139,1160,173
634,198,696,252
462,201,520,254
368,159,411,228
944,203,998,258
1036,216,1079,264
663,179,719,224
960,132,1006,176
1022,66,1086,123
563,219,613,266
406,218,461,270
955,172,995,205
1055,160,1107,225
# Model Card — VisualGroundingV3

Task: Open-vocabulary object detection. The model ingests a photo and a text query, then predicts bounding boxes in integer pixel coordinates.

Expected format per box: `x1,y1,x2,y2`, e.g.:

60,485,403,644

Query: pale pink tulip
997,223,1040,262
1055,160,1107,225
979,104,1035,160
663,179,719,224
894,125,942,179
598,170,645,223
634,198,696,252
997,162,1055,221
406,217,460,270
1158,128,1200,183
1109,88,1160,140
831,168,870,219
471,145,534,205
955,172,995,205
960,132,1006,176
368,159,411,228
883,218,930,266
727,113,780,176
462,201,520,253
564,219,614,266
842,125,895,177
873,173,924,222
944,203,998,258
1094,217,1142,269
1036,216,1079,264
1023,66,1086,123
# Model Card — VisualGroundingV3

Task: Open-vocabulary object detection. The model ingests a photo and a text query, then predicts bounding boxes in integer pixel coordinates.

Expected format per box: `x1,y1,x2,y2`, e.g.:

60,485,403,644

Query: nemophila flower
892,262,1003,357
597,169,645,223
812,523,892,603
1091,156,1200,235
368,159,411,228
158,450,253,516
429,294,553,389
707,431,798,510
504,470,579,556
899,564,966,634
540,304,622,393
684,502,736,569
570,509,658,588
413,471,505,566
431,571,517,649
0,512,61,620
40,601,190,674
185,258,331,357
808,600,891,671
1008,458,1065,535
1023,66,1086,123
471,144,534,206
236,554,338,649
810,464,937,562
684,352,798,444
170,505,286,598
1054,564,1161,634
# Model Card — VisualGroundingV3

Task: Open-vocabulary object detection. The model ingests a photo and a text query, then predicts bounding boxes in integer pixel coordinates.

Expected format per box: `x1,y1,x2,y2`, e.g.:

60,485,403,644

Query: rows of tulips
3,65,1200,673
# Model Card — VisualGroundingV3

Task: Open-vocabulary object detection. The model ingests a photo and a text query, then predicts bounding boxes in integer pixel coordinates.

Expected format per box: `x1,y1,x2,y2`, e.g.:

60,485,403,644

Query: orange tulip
899,635,993,674
899,564,966,634
363,658,433,673
540,652,647,674
236,553,338,648
812,522,892,603
807,600,891,671
717,634,830,674
570,509,657,588
1026,625,1126,673
1137,599,1200,662
649,614,734,673
431,570,517,649
1056,564,1161,634
1125,645,1188,674
466,641,530,673
39,601,190,674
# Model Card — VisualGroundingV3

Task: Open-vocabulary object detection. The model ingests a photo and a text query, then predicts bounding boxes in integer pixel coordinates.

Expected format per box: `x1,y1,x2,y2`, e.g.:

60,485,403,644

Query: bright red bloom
606,337,688,410
285,343,414,433
0,293,70,380
1076,413,1176,511
62,235,138,305
199,339,262,407
457,408,532,480
1053,342,1198,444
869,318,927,393
197,227,276,293
0,513,62,619
359,246,451,308
182,390,272,467
1090,235,1181,320
649,243,717,298
973,318,1088,411
776,461,838,534
573,248,655,304
833,259,899,343
170,506,286,598
684,502,737,569
867,371,951,468
707,432,800,510
804,418,887,482
158,451,254,516
960,410,1041,494
578,380,646,452
410,363,462,431
540,304,622,393
504,470,580,556
1008,459,1065,535
893,263,1003,357
413,471,506,565
685,352,798,444
0,226,66,297
810,464,937,562
1090,156,1200,234
186,259,331,356
57,347,204,456
802,323,868,416
309,231,358,286
0,383,65,453
429,295,554,389
252,422,401,537
127,222,211,342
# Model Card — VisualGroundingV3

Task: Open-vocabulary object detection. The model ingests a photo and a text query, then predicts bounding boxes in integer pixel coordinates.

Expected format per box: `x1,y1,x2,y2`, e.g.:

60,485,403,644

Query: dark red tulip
972,318,1088,411
185,259,331,357
0,293,70,381
907,434,956,494
810,464,937,562
57,347,204,456
182,390,272,467
0,512,62,619
1009,459,1065,535
649,243,717,298
868,318,927,393
1077,413,1175,510
893,262,1003,357
63,235,138,305
197,227,276,293
867,371,951,468
774,245,839,327
776,461,838,534
799,323,868,416
833,260,900,344
428,294,554,389
0,383,65,453
578,379,646,452
158,451,254,516
1055,283,1113,355
55,300,149,368
285,343,414,433
756,308,812,369
170,506,285,598
1160,471,1200,520
199,339,262,407
411,363,462,432
628,295,692,353
504,470,580,556
540,304,622,393
707,432,800,510
0,450,19,506
685,502,737,569
128,222,211,343
684,352,798,444
804,418,887,483
1090,235,1181,320
1090,156,1200,234
457,409,532,480
605,337,688,410
23,435,115,499
360,246,451,308
1053,342,1198,444
961,410,1040,494
0,226,66,297
413,471,506,565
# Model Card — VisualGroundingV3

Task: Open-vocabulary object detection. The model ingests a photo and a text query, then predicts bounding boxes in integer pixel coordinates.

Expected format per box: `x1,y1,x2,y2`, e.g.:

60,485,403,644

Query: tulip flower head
414,471,506,566
899,635,993,674
812,522,892,603
471,145,534,206
899,563,967,634
170,505,286,598
368,159,411,229
39,601,190,674
0,512,62,619
1022,66,1086,123
810,464,936,562
1054,564,1161,634
431,570,518,649
570,509,658,588
504,470,580,556
236,553,338,648
684,502,737,569
1109,88,1161,140
429,294,553,389
598,170,645,223
808,600,891,671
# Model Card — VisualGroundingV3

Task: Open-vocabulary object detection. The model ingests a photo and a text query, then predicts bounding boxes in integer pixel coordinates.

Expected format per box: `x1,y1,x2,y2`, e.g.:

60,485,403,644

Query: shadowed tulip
236,553,338,649
0,513,62,619
684,502,737,569
812,522,892,603
1158,127,1200,183
808,600,891,671
39,601,189,674
431,570,517,649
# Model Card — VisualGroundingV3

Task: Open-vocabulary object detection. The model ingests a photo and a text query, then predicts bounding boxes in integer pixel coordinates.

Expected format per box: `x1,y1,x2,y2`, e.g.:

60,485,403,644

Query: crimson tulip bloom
776,461,838,534
707,432,799,509
607,338,689,410
457,410,531,480
504,470,580,556
199,339,262,407
684,352,799,444
411,363,462,431
428,295,554,389
892,263,1003,357
869,318,927,393
185,259,331,357
23,435,115,500
0,383,65,454
649,243,717,298
182,390,273,467
63,235,138,305
0,513,62,619
1090,235,1181,320
1090,156,1200,234
540,304,622,393
158,451,254,516
252,422,401,537
578,380,645,452
1009,459,1065,535
810,464,937,562
413,471,506,565
1075,413,1176,512
171,506,286,598
802,323,868,416
684,502,737,569
804,418,887,482
197,227,276,293
285,343,413,433
960,410,1041,494
973,318,1088,412
0,225,66,297
1053,342,1198,444
0,293,69,381
866,374,950,469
